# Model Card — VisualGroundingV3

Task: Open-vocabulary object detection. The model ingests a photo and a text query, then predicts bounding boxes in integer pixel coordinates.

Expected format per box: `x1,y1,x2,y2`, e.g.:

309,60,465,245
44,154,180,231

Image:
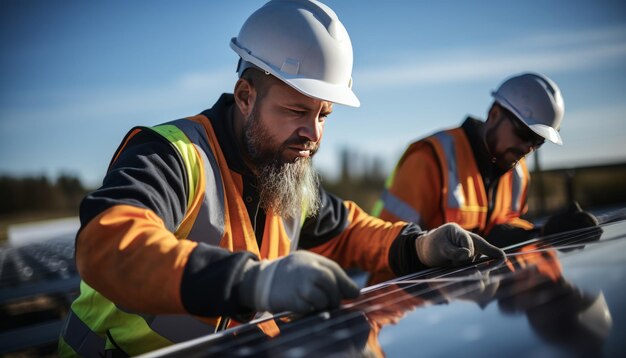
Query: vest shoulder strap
150,124,201,209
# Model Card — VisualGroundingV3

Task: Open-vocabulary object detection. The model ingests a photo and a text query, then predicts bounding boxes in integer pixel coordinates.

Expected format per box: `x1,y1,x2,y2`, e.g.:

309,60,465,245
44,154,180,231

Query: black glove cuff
181,244,258,317
388,224,429,276
542,201,599,236
486,224,538,248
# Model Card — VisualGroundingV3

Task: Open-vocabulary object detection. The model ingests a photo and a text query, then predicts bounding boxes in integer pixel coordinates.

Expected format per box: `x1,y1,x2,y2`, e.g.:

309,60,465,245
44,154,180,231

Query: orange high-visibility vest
60,116,293,356
374,127,531,235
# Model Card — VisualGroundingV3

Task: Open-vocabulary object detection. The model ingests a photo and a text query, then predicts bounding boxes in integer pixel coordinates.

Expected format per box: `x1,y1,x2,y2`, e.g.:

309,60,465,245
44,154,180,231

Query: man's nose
519,140,536,154
298,116,322,143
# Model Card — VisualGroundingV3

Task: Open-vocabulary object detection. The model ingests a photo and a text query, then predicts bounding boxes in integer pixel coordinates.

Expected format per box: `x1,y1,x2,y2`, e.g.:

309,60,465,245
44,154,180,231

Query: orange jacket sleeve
76,205,197,314
308,200,411,277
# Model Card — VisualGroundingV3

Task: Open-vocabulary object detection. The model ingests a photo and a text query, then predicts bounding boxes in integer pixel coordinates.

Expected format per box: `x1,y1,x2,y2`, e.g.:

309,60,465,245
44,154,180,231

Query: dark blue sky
1,0,625,187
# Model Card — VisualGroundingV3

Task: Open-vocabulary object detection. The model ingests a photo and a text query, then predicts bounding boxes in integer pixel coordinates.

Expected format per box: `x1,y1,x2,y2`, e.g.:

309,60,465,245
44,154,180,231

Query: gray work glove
415,223,506,267
239,251,360,314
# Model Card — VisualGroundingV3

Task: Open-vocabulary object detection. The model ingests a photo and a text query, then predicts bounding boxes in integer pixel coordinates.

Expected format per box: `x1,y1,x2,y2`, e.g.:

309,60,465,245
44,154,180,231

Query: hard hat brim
231,39,360,107
528,123,563,145
283,76,361,108
492,92,563,145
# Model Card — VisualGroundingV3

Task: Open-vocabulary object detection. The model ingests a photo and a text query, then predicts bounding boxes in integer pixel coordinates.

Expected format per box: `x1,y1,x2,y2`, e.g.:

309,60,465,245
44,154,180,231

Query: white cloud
515,24,626,49
355,26,626,89
0,66,237,129
560,103,626,132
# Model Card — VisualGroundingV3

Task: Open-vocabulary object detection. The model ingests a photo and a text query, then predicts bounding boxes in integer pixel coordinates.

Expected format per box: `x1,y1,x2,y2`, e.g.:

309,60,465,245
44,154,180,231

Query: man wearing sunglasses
373,73,598,250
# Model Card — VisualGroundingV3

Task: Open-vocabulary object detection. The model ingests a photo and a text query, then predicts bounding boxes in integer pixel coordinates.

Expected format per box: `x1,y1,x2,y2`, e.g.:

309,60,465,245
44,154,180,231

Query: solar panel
0,235,79,354
141,210,626,357
0,236,78,303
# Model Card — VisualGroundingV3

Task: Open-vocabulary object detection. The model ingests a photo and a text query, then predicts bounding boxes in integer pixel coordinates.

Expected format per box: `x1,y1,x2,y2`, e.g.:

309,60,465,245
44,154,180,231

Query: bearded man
373,72,598,252
59,1,503,356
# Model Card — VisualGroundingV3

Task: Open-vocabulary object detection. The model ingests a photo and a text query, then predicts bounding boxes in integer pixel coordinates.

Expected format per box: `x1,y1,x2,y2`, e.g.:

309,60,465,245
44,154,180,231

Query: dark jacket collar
201,93,255,178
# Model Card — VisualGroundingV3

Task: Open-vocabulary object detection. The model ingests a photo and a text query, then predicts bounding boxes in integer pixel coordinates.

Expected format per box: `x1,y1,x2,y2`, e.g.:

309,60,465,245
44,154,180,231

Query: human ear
487,104,509,126
234,78,257,117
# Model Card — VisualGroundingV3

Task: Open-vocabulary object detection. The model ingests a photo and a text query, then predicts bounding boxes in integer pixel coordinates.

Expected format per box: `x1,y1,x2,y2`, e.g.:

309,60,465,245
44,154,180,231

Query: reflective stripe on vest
60,304,105,357
430,128,527,231
375,131,466,225
61,121,226,355
165,118,305,246
371,151,421,223
61,281,174,357
376,188,421,224
433,131,465,209
154,120,226,246
511,163,524,213
374,127,528,233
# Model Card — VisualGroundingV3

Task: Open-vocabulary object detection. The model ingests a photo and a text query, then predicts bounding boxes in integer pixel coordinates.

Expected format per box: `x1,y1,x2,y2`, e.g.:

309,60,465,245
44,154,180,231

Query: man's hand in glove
239,251,360,314
542,201,603,251
415,222,506,267
542,201,600,236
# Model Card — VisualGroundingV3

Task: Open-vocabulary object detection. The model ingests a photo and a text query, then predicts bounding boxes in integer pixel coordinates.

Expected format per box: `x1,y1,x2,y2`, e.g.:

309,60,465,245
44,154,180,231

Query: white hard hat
230,0,360,107
491,72,564,145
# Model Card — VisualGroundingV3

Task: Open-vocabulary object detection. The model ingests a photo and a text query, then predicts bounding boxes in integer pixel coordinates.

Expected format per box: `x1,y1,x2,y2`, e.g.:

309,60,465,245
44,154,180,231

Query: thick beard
243,108,321,219
257,158,321,219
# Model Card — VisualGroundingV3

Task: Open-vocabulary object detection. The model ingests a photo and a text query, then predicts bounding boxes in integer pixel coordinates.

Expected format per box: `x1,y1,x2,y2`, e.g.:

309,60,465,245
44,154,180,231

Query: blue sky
1,0,625,188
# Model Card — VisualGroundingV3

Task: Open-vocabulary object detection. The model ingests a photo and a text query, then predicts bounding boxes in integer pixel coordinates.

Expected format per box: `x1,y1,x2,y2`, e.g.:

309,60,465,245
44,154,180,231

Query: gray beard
243,108,321,219
256,158,321,219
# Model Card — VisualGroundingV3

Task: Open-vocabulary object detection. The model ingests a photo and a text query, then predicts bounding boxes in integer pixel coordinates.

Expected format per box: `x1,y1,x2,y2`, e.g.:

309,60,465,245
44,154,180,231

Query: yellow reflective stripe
58,336,80,358
151,124,200,209
300,200,308,227
459,206,488,212
384,162,399,189
70,281,172,356
370,200,383,217
371,162,400,217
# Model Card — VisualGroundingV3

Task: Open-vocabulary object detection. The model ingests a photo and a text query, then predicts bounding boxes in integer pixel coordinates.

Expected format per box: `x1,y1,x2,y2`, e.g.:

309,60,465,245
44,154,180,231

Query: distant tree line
2,158,624,220
322,149,626,219
0,174,89,216
321,148,386,214
0,151,383,219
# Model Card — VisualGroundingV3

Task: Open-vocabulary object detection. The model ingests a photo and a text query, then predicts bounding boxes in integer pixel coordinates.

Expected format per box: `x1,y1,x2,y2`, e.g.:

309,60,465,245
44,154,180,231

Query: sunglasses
507,115,545,148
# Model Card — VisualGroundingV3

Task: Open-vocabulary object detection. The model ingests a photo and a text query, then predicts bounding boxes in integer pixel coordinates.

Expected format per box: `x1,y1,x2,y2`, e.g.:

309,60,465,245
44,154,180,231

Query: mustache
282,136,319,153
506,148,527,158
